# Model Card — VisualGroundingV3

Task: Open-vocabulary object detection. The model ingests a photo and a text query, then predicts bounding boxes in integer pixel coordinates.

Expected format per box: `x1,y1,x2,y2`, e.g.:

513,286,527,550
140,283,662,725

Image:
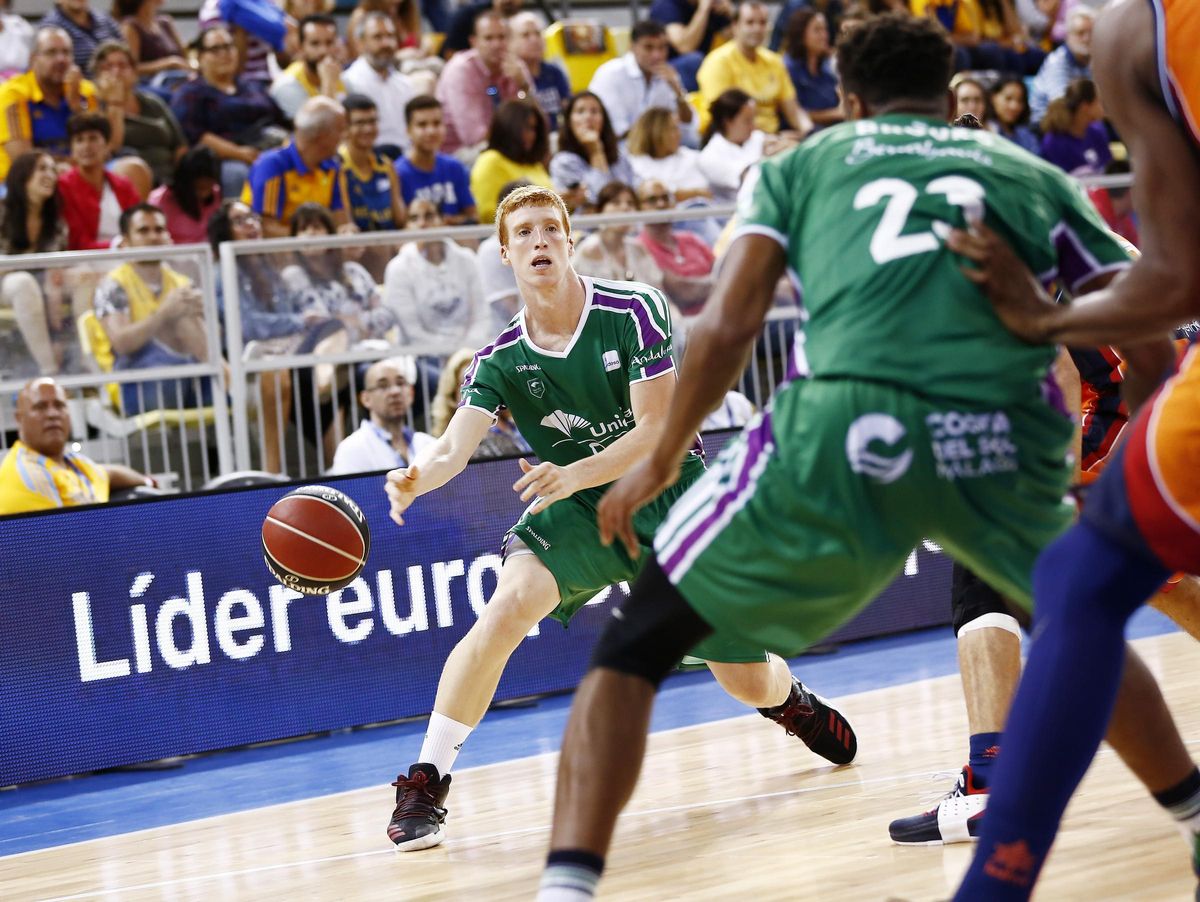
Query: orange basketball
262,486,370,595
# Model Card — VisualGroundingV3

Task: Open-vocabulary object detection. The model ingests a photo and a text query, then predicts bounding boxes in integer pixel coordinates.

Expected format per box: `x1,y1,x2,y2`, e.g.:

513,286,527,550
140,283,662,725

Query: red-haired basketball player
381,185,856,852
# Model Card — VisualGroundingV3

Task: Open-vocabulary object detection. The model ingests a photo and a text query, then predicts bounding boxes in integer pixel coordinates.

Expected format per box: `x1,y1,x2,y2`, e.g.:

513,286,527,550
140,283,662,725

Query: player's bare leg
706,654,791,706
709,654,858,764
387,551,559,851
1150,575,1200,641
958,627,1020,737
431,552,560,727
1105,647,1196,794
549,667,656,852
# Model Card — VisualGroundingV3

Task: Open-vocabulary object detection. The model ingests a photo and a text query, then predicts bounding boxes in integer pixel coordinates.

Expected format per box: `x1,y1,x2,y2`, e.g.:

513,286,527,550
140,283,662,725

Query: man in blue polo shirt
241,95,353,237
395,95,477,225
0,27,105,181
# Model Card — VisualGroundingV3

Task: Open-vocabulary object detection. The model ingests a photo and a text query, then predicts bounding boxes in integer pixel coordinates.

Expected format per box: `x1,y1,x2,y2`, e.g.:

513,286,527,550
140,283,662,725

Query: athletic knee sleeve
951,562,1029,635
590,556,714,688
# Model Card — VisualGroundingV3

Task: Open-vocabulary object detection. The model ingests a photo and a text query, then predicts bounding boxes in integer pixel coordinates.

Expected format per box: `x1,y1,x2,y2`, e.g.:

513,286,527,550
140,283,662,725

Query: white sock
417,712,473,775
537,864,600,901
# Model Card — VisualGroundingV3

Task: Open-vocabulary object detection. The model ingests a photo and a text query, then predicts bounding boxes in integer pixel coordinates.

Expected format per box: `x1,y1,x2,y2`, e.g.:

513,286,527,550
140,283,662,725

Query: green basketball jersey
738,114,1130,405
460,275,700,471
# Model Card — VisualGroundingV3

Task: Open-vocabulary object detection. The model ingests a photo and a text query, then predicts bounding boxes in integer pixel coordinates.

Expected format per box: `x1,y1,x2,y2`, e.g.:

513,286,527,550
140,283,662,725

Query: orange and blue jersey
1149,0,1200,147
241,142,345,227
1085,341,1200,573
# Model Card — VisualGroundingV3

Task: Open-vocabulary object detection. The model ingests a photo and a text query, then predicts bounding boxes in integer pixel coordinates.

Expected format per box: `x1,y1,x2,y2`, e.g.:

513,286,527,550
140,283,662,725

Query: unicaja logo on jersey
541,410,592,444
845,413,913,484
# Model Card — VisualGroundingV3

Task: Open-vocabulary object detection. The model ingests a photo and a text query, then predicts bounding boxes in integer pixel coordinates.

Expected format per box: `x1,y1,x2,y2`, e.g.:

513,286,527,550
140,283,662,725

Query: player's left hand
514,458,577,514
947,217,1059,344
597,456,678,559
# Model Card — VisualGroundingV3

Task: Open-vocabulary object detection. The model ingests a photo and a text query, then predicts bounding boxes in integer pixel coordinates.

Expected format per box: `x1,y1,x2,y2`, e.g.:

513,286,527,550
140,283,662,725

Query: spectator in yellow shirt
0,27,120,180
469,98,552,225
696,1,812,135
0,377,153,516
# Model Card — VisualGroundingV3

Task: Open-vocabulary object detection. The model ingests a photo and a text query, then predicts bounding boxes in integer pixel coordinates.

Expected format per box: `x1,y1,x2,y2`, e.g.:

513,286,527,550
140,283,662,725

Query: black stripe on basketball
262,486,371,595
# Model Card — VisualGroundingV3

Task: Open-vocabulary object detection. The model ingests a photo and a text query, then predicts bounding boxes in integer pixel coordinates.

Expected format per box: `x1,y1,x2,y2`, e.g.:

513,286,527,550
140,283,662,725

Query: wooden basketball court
4,630,1197,901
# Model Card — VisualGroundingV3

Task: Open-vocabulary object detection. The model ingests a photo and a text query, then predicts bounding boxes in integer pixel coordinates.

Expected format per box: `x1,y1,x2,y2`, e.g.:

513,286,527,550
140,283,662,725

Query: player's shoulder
586,276,671,322
472,316,526,365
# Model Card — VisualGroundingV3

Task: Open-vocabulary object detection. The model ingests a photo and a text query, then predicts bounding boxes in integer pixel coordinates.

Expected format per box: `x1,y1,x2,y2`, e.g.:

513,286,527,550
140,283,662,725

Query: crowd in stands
0,0,1134,493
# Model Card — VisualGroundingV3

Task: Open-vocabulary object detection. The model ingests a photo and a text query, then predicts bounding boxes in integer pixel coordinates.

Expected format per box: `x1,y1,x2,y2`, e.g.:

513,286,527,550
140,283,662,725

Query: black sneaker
888,766,988,845
387,763,451,851
759,677,857,766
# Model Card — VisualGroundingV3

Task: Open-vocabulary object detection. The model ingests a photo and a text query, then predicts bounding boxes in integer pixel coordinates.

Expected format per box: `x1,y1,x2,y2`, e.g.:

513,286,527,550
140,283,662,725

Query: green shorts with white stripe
655,376,1075,656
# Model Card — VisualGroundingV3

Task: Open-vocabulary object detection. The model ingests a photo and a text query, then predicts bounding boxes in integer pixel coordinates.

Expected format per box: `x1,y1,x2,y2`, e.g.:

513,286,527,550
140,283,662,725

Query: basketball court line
26,673,1200,902
24,751,993,900
0,608,1182,861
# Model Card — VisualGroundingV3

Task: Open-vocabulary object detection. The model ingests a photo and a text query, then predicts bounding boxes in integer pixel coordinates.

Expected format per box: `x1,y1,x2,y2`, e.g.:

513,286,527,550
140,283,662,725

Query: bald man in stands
0,377,153,515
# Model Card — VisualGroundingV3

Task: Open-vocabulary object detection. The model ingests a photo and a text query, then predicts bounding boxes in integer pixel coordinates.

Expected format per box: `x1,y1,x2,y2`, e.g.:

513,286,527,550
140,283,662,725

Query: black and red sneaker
759,677,857,766
387,763,452,851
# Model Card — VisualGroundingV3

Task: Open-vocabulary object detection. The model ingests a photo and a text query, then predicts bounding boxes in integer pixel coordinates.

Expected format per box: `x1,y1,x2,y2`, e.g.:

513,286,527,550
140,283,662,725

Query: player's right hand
597,457,677,559
947,218,1058,344
385,464,420,526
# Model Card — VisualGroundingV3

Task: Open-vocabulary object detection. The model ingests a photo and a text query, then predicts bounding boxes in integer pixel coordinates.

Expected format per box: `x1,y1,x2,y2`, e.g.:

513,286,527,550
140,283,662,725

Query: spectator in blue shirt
1029,6,1094,125
650,0,734,92
781,8,842,130
1039,77,1112,176
38,0,122,72
395,94,477,224
988,76,1040,156
511,12,570,132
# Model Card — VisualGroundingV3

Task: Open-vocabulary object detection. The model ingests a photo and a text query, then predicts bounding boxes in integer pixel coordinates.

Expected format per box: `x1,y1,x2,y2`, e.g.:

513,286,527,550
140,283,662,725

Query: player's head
16,377,71,460
836,13,954,120
495,185,573,284
360,356,417,427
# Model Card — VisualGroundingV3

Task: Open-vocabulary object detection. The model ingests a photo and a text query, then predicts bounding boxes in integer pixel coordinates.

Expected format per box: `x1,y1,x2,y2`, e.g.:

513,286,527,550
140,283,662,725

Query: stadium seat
544,20,616,94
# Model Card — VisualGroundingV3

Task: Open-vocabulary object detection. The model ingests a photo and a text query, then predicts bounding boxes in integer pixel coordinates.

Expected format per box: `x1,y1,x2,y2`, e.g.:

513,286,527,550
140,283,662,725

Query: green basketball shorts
654,377,1075,656
507,454,767,664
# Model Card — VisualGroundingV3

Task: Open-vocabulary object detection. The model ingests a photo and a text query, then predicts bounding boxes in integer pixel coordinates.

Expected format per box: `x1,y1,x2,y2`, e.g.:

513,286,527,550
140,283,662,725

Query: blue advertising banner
0,433,951,787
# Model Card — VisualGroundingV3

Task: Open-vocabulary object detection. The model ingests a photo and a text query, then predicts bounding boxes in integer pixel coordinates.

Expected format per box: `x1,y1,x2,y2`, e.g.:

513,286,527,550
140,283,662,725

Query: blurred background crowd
0,0,1132,508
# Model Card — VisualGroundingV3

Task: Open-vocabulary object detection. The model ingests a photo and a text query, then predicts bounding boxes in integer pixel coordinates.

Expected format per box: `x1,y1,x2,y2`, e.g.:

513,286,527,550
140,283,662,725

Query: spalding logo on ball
262,486,371,594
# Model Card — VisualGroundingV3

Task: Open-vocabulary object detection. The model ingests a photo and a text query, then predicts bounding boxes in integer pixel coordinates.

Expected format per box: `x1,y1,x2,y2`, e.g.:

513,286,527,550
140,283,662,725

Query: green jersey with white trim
738,113,1130,406
461,275,700,471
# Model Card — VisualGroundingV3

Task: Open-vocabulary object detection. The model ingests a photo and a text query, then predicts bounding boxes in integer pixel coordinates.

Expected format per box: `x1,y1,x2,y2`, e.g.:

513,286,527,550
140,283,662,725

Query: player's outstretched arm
384,406,493,525
598,233,785,556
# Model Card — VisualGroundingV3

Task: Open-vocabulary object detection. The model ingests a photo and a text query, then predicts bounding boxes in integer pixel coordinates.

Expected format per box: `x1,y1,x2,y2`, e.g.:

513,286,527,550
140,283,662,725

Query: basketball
262,486,371,595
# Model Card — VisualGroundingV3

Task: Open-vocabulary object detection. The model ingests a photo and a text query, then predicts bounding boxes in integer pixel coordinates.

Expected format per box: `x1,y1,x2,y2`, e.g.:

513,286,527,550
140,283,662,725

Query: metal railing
220,203,749,476
1,167,1137,488
0,244,231,491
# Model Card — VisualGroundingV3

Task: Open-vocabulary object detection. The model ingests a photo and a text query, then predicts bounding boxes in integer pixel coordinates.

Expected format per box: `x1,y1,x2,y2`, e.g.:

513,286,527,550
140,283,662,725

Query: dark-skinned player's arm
949,0,1200,348
597,234,786,558
1073,268,1177,414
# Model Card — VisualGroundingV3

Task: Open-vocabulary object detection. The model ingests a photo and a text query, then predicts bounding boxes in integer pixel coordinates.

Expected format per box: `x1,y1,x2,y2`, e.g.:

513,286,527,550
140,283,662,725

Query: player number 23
853,176,986,265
